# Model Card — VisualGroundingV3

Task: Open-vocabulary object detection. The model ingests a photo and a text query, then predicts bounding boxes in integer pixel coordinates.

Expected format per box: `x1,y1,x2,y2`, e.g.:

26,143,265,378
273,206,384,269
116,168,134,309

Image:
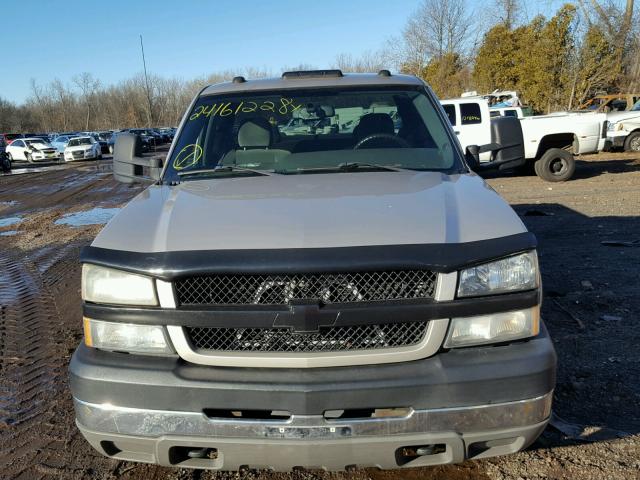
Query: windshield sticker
189,98,303,121
173,144,203,170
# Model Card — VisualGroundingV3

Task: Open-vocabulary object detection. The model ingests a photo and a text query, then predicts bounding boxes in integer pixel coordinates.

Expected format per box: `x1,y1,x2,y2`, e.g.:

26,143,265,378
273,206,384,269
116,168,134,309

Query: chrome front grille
185,321,429,353
175,270,437,306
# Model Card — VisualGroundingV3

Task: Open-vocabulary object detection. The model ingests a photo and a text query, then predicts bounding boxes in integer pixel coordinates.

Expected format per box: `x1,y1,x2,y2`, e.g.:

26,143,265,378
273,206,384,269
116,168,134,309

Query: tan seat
223,118,289,170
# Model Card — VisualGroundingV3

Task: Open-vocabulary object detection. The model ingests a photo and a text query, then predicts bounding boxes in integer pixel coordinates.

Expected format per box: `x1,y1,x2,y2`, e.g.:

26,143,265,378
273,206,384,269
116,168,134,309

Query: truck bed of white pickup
519,112,607,159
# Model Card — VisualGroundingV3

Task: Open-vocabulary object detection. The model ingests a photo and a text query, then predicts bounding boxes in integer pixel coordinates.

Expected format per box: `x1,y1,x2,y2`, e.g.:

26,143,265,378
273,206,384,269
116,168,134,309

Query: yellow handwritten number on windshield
189,98,302,121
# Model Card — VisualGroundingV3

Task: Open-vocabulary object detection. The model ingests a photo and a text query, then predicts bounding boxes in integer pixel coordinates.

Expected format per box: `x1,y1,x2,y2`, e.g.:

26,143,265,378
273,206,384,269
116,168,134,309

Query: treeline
1,0,638,133
397,0,639,112
0,70,269,133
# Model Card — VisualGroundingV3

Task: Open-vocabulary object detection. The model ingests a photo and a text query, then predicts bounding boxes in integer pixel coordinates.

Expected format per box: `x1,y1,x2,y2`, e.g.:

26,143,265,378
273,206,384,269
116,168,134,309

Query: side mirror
466,117,526,172
113,133,163,184
465,145,480,170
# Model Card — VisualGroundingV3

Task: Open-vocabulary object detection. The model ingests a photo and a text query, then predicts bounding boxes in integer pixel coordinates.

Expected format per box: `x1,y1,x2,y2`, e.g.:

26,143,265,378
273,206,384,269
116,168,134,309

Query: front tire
534,148,575,182
623,132,640,152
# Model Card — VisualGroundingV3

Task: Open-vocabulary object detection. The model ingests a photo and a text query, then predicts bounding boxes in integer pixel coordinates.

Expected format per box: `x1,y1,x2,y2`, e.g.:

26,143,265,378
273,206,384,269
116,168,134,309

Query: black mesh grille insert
185,322,429,353
175,270,437,306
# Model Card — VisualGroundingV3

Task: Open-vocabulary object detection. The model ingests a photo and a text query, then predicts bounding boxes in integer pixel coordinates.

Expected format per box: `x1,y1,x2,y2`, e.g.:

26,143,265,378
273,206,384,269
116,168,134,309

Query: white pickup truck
441,98,608,181
605,99,640,152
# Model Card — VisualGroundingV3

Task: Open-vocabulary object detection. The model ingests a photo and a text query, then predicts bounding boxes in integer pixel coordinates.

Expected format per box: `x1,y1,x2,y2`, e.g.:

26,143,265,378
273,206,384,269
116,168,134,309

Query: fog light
83,317,174,354
444,307,540,348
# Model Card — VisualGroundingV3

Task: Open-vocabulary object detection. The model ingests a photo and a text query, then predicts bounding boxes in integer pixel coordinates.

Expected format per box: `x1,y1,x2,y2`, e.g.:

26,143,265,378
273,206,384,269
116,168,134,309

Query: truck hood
93,171,526,252
606,110,640,123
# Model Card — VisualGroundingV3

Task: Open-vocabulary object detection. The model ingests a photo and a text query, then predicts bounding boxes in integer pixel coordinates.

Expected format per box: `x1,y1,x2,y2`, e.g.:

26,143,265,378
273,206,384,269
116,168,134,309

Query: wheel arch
536,133,576,159
623,129,640,151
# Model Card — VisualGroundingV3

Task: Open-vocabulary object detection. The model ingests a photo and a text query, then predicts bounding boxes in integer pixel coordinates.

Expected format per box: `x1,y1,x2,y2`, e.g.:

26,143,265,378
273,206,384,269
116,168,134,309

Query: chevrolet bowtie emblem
274,299,337,333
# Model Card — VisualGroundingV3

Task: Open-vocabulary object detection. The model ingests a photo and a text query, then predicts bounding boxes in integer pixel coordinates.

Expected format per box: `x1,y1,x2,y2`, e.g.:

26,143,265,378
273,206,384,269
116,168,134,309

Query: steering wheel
354,133,410,150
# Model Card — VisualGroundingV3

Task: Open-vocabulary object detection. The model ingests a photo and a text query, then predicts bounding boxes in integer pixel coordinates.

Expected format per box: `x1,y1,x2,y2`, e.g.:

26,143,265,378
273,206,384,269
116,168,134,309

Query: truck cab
70,70,556,472
605,99,640,152
441,98,492,162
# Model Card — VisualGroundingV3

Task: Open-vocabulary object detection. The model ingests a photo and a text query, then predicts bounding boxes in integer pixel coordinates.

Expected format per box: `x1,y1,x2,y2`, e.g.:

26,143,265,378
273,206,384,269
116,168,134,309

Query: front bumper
30,152,58,161
70,324,556,470
75,393,551,470
606,132,627,149
65,151,97,161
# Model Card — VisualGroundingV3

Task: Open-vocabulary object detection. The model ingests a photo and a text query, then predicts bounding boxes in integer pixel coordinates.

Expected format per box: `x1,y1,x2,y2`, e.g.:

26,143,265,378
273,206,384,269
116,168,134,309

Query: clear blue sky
0,0,564,104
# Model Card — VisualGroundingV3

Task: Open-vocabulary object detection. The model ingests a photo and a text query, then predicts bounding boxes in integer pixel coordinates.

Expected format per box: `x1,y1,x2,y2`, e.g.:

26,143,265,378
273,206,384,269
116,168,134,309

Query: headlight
444,307,540,348
84,318,174,354
607,121,616,131
458,251,538,297
82,264,158,306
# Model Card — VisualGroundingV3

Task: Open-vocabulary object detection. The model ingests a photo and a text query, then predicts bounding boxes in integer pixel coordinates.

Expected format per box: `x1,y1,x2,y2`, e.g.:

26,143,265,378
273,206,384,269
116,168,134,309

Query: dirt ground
0,153,638,480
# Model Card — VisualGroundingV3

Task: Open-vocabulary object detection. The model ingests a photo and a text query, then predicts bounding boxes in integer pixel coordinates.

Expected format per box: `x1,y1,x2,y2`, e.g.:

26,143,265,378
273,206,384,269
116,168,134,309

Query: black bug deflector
79,232,537,279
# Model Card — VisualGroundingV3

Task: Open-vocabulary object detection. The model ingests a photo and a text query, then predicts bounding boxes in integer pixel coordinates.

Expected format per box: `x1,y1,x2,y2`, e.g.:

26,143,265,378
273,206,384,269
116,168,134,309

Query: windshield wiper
177,165,273,179
337,162,403,171
279,163,403,174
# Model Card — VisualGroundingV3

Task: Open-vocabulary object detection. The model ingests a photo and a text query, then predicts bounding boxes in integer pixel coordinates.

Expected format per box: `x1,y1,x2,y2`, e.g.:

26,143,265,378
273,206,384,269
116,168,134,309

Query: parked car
0,133,23,146
441,97,607,181
0,148,10,172
64,136,102,162
122,129,153,151
133,128,164,145
106,133,118,154
89,132,112,154
605,99,640,152
158,127,176,141
151,128,170,143
5,137,59,162
70,70,555,472
51,135,75,154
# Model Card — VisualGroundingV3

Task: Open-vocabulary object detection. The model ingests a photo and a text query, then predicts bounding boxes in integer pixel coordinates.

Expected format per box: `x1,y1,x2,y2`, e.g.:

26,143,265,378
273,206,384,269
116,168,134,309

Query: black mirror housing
465,145,480,170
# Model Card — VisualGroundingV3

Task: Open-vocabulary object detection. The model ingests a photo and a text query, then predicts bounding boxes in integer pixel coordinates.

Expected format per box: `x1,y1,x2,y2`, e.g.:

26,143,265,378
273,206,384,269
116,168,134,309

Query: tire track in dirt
0,249,69,478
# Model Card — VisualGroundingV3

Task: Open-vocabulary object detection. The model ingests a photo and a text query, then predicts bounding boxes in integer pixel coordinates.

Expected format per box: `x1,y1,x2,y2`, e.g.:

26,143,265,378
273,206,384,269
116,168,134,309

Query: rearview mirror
113,133,163,184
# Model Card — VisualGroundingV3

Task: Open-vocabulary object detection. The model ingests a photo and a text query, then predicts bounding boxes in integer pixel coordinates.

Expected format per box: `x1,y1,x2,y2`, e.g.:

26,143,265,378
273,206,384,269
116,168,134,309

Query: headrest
353,113,395,140
238,118,272,148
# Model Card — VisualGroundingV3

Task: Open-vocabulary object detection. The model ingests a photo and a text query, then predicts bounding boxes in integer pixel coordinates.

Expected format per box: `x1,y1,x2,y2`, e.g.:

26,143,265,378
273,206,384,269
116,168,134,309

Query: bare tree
332,51,389,73
576,0,637,90
494,0,520,29
73,72,101,130
29,79,55,132
51,79,73,131
386,0,473,74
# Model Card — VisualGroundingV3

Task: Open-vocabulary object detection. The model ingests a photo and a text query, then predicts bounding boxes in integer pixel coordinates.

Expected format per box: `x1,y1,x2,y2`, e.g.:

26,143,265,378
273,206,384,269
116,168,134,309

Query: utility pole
140,34,153,127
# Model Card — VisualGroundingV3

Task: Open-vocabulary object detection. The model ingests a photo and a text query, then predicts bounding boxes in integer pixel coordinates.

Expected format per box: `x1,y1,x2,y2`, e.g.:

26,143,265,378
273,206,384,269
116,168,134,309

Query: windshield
68,138,92,146
164,87,460,182
632,100,640,111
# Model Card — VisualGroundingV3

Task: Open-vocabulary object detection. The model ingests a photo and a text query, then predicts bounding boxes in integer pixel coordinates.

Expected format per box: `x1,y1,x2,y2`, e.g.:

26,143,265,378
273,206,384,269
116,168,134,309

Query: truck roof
201,70,424,96
440,97,489,105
